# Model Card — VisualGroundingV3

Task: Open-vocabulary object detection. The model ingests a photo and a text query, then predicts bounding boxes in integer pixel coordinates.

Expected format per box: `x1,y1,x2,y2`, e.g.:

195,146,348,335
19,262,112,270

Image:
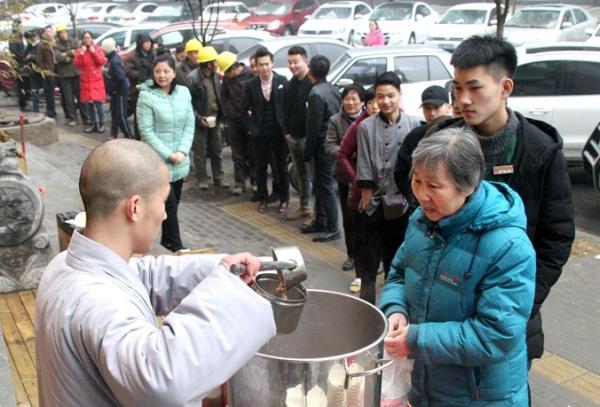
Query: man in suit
242,47,289,213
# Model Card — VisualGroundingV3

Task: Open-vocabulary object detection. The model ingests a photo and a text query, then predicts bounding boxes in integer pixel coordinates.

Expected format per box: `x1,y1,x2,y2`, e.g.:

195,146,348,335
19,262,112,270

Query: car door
335,57,387,88
572,8,592,41
553,59,600,161
559,10,577,41
509,60,559,143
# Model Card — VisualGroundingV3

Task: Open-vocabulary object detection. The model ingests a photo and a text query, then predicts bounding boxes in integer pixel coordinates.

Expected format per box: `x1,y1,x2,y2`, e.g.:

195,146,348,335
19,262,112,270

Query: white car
504,5,596,47
327,46,452,117
202,2,251,22
95,22,162,50
18,3,72,29
427,3,509,52
105,2,158,26
509,43,600,163
586,24,600,44
76,3,120,24
298,1,371,44
354,1,438,47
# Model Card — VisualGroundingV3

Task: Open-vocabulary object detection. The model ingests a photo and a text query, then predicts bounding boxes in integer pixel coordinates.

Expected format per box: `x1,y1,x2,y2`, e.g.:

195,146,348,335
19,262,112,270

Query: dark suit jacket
241,72,287,137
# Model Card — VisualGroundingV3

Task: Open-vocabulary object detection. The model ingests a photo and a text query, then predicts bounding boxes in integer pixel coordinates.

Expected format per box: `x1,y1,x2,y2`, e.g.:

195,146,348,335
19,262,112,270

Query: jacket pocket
467,363,511,401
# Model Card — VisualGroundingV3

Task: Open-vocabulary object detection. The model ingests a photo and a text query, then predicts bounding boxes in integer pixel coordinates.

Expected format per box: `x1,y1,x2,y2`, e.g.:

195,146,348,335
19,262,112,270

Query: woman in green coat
137,54,195,252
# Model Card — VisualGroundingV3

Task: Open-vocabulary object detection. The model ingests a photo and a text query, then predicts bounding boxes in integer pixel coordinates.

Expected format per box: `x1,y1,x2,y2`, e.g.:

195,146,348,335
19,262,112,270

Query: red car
236,0,318,36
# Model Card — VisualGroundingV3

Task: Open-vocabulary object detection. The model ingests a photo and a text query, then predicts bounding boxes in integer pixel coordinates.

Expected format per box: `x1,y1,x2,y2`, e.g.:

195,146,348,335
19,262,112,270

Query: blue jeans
87,102,105,125
313,144,338,231
286,134,312,208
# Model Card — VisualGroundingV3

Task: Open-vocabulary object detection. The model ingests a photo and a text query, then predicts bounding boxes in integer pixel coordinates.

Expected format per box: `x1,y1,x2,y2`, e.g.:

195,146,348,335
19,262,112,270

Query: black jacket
124,34,155,98
221,70,249,123
283,75,311,138
242,72,287,137
437,112,575,359
185,68,222,122
304,80,341,161
393,122,426,209
106,51,129,96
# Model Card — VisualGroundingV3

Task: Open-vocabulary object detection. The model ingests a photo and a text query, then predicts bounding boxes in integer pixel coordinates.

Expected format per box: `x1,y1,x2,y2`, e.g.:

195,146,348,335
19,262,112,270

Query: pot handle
344,358,394,389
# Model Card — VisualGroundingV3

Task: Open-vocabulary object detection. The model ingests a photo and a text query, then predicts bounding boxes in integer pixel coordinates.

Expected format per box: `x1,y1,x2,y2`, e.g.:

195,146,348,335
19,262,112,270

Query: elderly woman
380,128,535,405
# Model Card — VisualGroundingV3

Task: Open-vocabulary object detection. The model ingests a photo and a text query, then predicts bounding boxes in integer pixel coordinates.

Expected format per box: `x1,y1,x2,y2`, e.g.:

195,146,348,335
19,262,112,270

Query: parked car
298,1,371,44
354,1,438,47
96,22,163,51
238,36,351,77
202,2,251,22
18,2,72,29
72,22,120,40
105,2,158,26
144,3,203,24
209,30,274,53
327,46,452,117
586,24,600,44
427,3,508,52
236,0,318,36
582,120,600,190
504,5,596,47
509,43,600,163
76,2,119,24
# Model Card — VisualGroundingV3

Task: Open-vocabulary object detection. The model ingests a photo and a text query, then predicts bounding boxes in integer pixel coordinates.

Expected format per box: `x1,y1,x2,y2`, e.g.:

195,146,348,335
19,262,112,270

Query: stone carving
0,137,49,293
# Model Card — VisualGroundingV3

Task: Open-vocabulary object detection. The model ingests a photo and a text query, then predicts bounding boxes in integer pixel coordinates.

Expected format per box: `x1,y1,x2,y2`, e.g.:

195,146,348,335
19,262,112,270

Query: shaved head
79,140,166,220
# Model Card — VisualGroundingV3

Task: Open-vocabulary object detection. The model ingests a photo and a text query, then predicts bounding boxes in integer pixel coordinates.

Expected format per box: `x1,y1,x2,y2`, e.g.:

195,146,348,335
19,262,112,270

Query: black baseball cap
420,85,449,107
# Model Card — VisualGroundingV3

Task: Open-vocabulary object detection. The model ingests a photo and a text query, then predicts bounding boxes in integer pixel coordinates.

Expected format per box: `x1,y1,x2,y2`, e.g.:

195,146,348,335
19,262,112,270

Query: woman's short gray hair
411,127,484,192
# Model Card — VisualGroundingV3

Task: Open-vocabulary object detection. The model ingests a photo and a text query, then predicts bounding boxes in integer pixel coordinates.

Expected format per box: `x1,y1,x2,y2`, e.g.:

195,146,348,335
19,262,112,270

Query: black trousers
254,129,289,203
41,77,56,118
355,207,409,304
339,183,356,258
228,119,251,187
110,93,132,138
161,179,184,252
16,74,30,110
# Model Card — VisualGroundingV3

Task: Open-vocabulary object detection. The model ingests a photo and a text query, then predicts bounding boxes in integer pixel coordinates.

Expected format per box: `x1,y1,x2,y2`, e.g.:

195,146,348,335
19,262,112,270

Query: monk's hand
384,324,410,358
222,252,261,284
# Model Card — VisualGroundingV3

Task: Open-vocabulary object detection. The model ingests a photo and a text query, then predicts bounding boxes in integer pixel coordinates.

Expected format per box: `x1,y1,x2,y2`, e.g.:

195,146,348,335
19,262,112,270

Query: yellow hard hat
55,23,68,33
216,51,238,73
184,38,202,53
197,46,218,64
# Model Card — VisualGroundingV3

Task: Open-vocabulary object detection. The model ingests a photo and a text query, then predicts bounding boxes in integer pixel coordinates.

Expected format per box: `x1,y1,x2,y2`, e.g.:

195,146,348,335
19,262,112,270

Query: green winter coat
137,81,195,182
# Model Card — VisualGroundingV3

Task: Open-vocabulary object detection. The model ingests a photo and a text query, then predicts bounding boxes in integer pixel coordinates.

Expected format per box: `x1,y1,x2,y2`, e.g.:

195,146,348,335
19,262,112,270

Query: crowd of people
21,21,576,404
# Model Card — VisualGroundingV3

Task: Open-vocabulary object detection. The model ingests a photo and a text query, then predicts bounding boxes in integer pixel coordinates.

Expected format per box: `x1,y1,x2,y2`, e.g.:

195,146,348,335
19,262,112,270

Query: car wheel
283,26,293,36
408,33,416,44
348,30,354,45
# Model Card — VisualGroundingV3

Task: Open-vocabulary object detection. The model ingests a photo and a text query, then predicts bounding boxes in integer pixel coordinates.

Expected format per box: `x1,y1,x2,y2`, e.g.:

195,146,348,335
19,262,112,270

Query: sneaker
257,201,268,213
267,193,278,204
232,186,243,196
67,120,76,127
349,278,361,293
303,213,316,226
342,258,355,271
214,179,230,189
250,192,261,202
286,207,313,221
312,230,341,242
199,180,209,190
84,124,97,133
96,124,105,133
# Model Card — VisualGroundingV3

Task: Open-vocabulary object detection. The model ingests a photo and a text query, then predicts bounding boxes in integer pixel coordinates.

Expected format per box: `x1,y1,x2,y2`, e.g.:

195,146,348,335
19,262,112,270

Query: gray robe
36,231,276,406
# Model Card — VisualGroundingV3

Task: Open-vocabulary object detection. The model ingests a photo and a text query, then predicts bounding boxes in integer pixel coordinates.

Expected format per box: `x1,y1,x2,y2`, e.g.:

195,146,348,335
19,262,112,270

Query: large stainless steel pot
229,290,389,406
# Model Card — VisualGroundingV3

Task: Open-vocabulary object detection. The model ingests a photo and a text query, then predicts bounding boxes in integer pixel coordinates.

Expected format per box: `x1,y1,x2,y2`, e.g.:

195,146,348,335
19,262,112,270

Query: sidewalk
4,124,600,406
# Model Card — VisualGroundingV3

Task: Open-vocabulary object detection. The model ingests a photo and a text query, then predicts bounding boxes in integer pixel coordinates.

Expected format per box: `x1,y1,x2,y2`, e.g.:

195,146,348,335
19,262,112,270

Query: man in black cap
393,85,452,210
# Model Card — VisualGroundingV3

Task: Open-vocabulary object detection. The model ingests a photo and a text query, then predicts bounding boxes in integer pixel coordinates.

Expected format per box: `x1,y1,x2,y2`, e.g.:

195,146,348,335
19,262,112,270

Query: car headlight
267,20,281,30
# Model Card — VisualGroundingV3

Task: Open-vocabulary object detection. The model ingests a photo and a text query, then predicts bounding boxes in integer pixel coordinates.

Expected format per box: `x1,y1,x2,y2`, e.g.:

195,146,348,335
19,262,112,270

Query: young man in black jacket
242,47,289,213
301,55,341,242
441,35,575,373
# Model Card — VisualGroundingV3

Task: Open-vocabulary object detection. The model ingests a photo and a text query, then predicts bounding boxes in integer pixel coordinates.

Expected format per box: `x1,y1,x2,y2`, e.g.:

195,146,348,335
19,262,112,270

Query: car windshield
238,43,262,60
506,10,560,29
370,4,412,21
440,9,488,24
82,5,103,12
109,5,138,15
254,2,289,16
313,7,352,19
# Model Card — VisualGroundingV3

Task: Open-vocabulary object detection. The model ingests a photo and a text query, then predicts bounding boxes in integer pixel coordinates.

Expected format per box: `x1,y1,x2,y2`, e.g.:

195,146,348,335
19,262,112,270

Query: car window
43,6,56,14
107,5,118,13
157,31,184,48
513,61,560,96
394,56,427,83
440,9,487,24
340,57,387,87
416,5,430,18
560,61,600,95
572,8,588,24
108,31,127,48
211,39,226,53
355,5,370,18
132,30,154,43
313,43,348,64
429,57,451,81
561,10,575,27
294,0,311,11
274,46,295,67
142,5,157,13
228,37,262,54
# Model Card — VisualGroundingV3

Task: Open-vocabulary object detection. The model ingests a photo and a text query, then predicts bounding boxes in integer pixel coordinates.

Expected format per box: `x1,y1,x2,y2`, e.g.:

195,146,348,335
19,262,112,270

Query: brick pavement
13,125,600,406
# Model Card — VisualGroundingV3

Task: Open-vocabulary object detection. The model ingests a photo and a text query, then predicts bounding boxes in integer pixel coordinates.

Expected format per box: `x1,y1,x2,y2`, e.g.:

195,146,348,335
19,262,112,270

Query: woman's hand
89,45,95,53
384,326,410,357
387,312,408,335
169,152,185,164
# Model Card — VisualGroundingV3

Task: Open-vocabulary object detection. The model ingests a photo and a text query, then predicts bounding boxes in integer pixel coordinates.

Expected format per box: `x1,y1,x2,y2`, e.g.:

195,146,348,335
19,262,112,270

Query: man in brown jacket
36,26,57,119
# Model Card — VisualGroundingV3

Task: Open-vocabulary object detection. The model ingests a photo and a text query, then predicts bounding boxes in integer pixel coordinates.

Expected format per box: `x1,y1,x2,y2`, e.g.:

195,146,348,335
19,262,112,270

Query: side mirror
585,27,594,36
561,21,573,29
304,15,310,20
489,18,497,26
337,78,354,87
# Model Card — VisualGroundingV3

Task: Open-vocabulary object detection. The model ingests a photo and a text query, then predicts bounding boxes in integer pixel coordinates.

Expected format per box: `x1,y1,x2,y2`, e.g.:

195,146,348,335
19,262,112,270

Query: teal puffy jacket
137,80,195,182
380,181,535,406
